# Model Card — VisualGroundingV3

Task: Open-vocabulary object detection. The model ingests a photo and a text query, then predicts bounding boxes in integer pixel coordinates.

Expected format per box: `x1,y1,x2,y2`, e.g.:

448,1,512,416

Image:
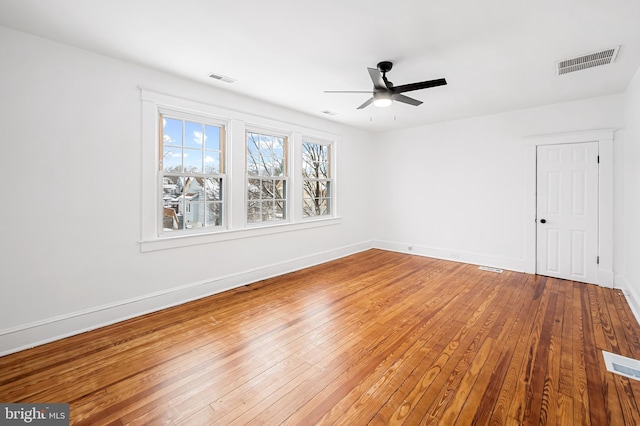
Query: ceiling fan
325,61,447,109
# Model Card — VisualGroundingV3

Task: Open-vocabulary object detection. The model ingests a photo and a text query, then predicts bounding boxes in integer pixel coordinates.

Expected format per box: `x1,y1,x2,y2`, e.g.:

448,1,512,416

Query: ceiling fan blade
392,78,447,94
357,97,374,109
393,94,423,106
367,67,387,90
324,90,372,93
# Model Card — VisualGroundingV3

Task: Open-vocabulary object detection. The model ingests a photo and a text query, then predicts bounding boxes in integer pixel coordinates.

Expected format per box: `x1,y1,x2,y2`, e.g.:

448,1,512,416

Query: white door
536,142,599,284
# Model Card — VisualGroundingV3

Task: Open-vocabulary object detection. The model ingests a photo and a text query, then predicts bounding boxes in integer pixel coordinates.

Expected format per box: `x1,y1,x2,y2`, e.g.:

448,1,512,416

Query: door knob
540,219,547,223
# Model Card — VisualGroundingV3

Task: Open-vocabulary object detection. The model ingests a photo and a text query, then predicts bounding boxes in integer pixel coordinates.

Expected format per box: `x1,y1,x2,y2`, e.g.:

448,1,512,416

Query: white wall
1,23,637,355
0,26,374,354
372,95,625,273
620,67,640,317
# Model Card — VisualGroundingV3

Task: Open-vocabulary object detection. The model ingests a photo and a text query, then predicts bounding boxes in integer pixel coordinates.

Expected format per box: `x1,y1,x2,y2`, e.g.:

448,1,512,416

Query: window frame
301,137,333,219
245,127,291,226
140,88,341,252
158,109,227,236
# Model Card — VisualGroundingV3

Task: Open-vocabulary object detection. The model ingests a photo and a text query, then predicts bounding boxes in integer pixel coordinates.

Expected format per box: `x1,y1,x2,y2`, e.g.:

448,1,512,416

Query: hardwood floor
2,249,640,425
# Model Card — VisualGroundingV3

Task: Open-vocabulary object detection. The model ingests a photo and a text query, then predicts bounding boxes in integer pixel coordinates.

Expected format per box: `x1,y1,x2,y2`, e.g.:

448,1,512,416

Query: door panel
537,142,598,284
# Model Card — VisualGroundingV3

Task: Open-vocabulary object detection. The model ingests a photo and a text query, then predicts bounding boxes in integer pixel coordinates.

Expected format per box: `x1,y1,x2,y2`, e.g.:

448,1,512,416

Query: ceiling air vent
557,46,620,75
208,72,236,83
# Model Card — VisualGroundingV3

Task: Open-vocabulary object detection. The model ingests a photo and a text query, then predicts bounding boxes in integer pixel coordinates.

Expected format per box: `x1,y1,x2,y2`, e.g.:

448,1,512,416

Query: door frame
523,129,615,287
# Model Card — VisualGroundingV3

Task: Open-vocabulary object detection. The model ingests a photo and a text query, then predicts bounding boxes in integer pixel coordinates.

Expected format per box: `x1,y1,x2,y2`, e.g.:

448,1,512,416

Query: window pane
273,157,285,177
185,176,203,195
259,156,272,176
248,178,261,200
262,200,274,221
274,136,284,149
302,161,312,178
275,200,286,220
262,134,273,150
162,147,182,172
303,197,315,217
318,181,329,198
317,162,329,179
185,201,204,228
162,175,183,231
274,180,285,199
162,178,184,228
183,148,203,173
204,125,221,150
320,198,329,215
302,143,329,178
303,197,329,217
205,178,222,201
303,180,326,199
273,139,284,158
162,198,186,228
247,136,260,157
162,117,182,146
247,201,261,223
261,179,275,199
185,121,204,149
204,152,220,174
247,158,259,175
205,202,222,227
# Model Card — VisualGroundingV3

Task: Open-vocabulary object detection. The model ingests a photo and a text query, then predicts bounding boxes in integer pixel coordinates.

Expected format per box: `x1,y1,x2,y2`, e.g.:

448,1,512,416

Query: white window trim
139,87,341,252
300,136,335,219
158,108,228,236
245,126,292,227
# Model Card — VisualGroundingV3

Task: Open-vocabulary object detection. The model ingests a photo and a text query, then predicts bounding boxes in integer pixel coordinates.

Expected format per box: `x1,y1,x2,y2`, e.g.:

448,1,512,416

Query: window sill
140,217,341,252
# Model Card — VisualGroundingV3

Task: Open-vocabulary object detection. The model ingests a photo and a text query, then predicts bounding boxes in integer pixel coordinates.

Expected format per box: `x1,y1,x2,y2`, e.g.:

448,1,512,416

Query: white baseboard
372,240,527,273
616,275,640,326
0,241,374,357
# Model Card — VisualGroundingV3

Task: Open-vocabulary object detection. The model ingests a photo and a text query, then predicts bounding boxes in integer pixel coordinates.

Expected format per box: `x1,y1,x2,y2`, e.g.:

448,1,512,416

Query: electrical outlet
408,245,413,251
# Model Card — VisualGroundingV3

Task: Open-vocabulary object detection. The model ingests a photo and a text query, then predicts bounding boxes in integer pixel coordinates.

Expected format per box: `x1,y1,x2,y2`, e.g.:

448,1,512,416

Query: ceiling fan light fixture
373,92,392,108
324,61,447,110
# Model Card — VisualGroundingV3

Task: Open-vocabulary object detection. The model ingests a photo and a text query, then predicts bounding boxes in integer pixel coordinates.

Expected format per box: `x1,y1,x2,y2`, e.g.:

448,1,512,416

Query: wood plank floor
2,249,640,425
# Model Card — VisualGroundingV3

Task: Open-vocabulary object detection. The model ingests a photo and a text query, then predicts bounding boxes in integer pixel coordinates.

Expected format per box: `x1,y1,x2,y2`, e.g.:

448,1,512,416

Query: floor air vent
603,351,640,381
557,46,620,75
479,266,503,273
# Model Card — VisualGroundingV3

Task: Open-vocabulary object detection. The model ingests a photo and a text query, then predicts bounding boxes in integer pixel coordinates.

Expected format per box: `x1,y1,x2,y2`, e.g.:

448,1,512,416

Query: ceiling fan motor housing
377,61,393,73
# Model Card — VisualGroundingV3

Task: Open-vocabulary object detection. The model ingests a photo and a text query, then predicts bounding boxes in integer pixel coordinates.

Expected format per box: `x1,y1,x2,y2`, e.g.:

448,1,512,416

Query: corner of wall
617,275,640,326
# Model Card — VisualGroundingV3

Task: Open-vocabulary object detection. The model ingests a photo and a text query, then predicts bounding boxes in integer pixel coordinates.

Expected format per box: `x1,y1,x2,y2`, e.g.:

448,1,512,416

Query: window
246,130,288,224
160,111,225,233
302,140,332,217
141,88,340,251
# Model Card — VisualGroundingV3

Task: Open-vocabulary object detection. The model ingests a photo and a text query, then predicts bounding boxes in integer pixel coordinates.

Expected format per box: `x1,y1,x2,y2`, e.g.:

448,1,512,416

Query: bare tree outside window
246,131,287,223
302,142,331,217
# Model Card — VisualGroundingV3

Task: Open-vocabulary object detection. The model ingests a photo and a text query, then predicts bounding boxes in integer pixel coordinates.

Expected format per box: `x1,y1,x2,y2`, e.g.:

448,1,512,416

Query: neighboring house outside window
302,140,332,217
160,111,225,233
246,130,288,224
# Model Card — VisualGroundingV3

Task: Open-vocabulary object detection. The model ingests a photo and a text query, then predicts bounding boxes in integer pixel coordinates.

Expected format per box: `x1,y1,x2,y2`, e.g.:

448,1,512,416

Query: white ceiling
1,0,640,132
